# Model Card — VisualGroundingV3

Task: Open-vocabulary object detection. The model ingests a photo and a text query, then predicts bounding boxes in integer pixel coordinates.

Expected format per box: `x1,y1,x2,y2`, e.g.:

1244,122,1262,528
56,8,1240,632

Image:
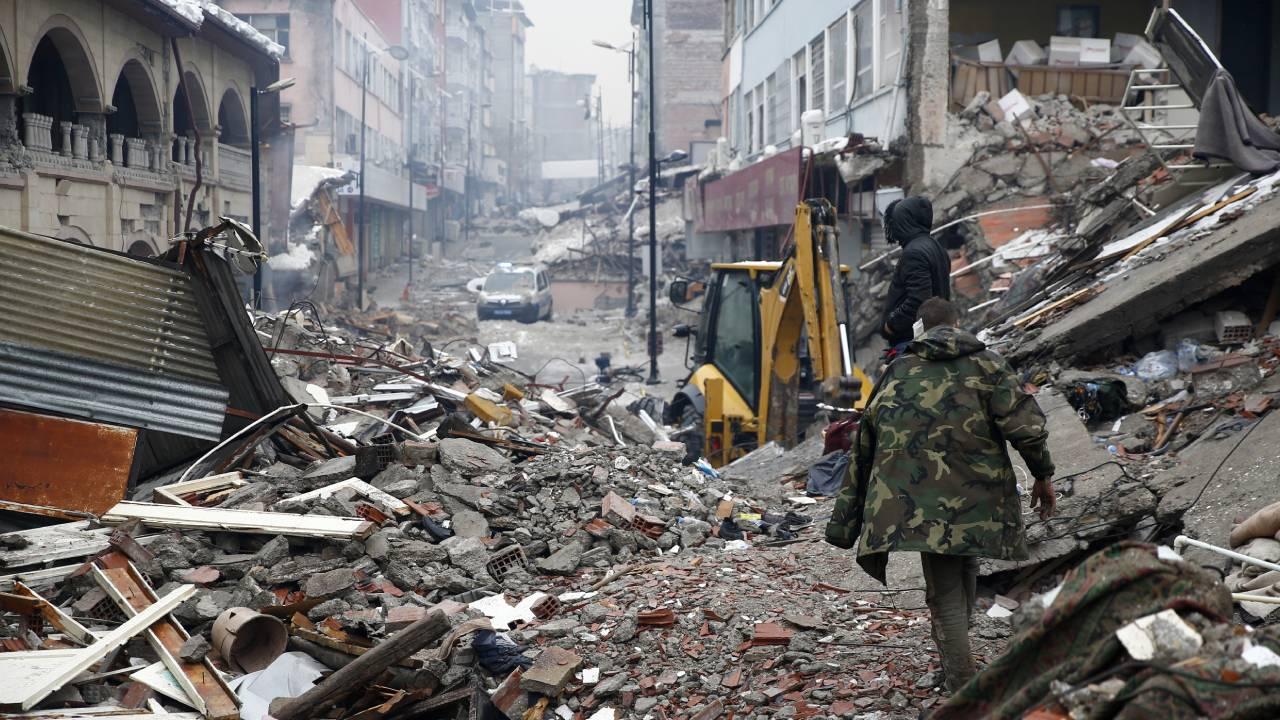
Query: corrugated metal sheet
0,342,228,440
0,227,221,383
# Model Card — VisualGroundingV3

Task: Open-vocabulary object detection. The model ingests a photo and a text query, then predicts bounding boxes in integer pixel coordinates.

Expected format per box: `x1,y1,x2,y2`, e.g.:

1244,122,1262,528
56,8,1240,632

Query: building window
280,103,292,124
744,88,754,153
237,14,291,57
828,16,848,112
770,58,790,144
853,1,874,100
792,48,807,123
754,82,765,151
878,0,903,89
1056,5,1101,38
809,33,825,117
746,0,756,29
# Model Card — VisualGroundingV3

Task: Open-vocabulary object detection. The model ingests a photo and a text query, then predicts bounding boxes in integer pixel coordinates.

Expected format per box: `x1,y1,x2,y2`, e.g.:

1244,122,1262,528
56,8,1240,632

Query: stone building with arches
0,0,284,256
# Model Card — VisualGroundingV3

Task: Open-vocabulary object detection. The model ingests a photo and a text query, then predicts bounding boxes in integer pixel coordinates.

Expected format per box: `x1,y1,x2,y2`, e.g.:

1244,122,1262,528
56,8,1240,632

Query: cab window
537,272,549,291
709,273,759,408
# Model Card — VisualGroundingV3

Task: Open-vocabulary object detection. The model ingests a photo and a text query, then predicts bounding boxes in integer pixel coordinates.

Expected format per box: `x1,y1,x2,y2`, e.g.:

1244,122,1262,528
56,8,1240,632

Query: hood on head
907,326,987,360
887,196,934,245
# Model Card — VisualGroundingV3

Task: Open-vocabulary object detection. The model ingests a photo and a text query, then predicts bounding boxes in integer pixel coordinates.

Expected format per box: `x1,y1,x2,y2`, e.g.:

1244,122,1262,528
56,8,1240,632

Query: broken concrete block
364,529,391,561
1115,609,1202,662
177,634,212,662
253,536,292,567
438,438,511,476
399,440,439,468
451,510,490,538
300,456,358,489
536,540,585,576
304,568,355,600
601,491,636,527
520,647,583,696
442,536,491,579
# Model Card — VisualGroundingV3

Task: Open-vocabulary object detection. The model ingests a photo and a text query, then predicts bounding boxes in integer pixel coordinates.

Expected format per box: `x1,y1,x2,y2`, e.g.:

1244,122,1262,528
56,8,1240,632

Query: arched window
217,89,249,146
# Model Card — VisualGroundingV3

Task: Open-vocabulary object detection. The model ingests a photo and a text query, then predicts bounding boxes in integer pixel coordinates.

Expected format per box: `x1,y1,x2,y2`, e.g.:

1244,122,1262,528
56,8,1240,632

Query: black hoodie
880,196,951,344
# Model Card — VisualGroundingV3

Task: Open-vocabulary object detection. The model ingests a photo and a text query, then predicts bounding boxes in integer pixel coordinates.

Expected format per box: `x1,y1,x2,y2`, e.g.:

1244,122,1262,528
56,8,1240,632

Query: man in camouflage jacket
825,298,1056,691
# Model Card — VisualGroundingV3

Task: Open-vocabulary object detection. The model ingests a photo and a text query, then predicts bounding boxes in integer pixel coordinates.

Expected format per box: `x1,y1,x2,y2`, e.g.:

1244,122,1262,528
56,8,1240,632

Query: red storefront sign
690,147,802,233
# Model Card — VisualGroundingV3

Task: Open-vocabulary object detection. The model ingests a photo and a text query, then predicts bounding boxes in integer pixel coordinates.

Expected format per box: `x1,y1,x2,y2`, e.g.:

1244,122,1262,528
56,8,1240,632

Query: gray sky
522,0,634,126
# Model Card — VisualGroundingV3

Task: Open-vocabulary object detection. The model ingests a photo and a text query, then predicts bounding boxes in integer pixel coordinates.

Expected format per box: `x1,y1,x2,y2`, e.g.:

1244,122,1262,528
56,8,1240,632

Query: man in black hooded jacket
880,196,951,347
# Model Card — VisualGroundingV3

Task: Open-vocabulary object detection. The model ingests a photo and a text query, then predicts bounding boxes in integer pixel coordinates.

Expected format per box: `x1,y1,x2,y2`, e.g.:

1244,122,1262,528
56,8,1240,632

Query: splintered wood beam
92,564,240,720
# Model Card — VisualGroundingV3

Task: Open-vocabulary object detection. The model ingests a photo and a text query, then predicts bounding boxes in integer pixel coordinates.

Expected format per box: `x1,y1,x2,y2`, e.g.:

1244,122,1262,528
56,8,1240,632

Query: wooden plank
270,611,449,720
0,584,194,711
94,565,239,720
12,582,94,646
153,472,247,506
0,565,81,591
1,710,203,719
0,522,159,569
101,501,375,540
292,627,423,669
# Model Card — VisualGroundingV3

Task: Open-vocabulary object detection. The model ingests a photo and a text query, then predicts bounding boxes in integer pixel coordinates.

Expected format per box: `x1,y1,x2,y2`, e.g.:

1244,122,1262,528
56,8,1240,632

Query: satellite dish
216,216,265,275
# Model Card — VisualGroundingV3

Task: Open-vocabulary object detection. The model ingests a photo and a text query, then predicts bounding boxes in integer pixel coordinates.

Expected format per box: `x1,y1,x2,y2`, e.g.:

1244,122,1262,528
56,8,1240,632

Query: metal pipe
1233,593,1280,605
1173,535,1280,574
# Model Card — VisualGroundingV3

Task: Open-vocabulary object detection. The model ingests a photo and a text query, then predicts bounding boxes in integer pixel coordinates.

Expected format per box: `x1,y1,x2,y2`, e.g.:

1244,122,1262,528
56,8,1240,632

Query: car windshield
484,272,535,292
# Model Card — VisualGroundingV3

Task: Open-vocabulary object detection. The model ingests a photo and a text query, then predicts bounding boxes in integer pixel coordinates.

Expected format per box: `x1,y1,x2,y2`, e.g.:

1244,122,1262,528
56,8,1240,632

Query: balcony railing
218,143,252,190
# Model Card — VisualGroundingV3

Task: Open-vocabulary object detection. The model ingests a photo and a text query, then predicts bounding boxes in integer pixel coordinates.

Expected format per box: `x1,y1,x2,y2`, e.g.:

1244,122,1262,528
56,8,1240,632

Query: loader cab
696,266,765,412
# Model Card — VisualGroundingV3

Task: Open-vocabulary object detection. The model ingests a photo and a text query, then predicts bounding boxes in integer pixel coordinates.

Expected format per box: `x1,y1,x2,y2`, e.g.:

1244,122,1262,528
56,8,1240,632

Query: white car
476,264,554,323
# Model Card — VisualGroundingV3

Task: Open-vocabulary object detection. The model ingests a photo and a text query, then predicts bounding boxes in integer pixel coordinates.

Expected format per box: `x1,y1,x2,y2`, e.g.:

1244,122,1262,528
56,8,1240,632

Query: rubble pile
2,296,883,718
526,188,693,283
937,91,1144,222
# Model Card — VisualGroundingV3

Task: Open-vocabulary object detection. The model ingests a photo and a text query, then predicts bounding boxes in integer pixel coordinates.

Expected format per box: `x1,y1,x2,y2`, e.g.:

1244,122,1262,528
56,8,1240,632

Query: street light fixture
592,37,637,318
249,75,296,310
357,42,410,310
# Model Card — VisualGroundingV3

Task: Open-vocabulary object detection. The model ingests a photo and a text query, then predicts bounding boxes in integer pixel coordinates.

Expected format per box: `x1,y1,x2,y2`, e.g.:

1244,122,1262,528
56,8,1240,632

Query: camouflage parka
825,326,1055,584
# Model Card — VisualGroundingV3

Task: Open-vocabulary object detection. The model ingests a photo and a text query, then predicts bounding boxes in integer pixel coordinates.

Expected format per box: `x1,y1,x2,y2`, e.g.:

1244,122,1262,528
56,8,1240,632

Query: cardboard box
1080,38,1111,65
997,89,1034,121
1049,36,1111,67
1005,40,1047,66
977,39,1002,63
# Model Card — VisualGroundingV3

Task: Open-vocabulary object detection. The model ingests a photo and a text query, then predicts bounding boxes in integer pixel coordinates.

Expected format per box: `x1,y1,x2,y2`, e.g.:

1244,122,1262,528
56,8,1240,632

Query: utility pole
357,41,369,310
645,0,659,385
407,73,415,293
627,42,636,318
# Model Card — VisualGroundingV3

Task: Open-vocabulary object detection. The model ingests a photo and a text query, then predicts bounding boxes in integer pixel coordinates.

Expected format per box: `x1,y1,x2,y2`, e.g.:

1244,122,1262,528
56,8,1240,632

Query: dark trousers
920,552,978,692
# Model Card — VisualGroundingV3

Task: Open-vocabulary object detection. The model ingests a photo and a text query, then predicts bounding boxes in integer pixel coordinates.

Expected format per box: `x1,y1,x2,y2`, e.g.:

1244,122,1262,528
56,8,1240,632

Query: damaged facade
0,0,287,256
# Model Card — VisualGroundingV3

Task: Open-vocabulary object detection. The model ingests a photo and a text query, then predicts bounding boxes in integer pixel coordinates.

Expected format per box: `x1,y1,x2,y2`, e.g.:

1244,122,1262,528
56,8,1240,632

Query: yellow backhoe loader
664,200,871,466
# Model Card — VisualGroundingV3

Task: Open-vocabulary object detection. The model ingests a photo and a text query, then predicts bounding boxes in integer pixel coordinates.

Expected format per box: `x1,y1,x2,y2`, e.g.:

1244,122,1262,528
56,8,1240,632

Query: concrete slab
1016,192,1280,363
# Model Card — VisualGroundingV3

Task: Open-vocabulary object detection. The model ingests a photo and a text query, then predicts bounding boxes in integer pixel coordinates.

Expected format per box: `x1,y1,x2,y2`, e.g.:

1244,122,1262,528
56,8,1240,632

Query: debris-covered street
6,1,1280,719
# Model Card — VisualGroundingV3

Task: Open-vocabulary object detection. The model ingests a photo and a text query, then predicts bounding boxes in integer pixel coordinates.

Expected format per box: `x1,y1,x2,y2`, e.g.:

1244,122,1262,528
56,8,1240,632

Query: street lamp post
357,41,410,310
645,0,659,385
407,73,415,295
249,76,295,310
592,38,637,318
